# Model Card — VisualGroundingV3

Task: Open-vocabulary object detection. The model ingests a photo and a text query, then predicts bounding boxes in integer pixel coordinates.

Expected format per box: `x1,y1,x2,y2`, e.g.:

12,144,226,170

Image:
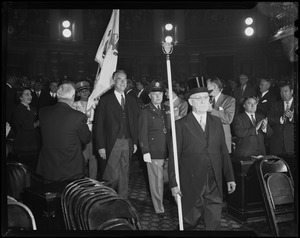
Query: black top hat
185,76,212,99
148,80,165,93
185,87,212,99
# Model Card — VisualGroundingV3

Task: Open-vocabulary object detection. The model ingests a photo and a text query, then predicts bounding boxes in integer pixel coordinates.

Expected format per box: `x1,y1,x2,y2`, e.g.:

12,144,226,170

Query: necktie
241,86,244,94
121,95,125,110
200,116,205,131
157,105,160,110
251,114,256,126
285,101,290,111
212,97,216,108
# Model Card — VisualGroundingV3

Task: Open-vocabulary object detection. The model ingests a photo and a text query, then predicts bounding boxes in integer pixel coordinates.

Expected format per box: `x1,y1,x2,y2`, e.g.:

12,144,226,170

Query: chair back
7,196,37,230
256,155,295,236
61,178,142,230
6,162,45,201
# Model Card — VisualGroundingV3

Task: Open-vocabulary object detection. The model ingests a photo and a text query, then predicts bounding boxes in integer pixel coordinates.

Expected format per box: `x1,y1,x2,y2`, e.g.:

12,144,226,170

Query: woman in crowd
11,87,41,170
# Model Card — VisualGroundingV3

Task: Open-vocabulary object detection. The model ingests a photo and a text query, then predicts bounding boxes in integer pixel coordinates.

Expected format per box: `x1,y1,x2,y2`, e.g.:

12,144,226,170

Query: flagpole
162,42,183,231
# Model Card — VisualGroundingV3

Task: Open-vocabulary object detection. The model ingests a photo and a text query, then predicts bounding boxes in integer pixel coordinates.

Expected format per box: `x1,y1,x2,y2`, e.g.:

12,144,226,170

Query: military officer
138,80,169,215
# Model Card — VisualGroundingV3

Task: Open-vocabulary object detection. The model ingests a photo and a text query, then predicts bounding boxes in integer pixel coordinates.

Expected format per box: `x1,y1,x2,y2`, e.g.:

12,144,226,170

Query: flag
86,9,119,124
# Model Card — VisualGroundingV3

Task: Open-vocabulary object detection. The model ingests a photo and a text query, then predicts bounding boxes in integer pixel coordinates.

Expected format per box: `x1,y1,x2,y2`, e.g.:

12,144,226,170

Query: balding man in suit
36,83,92,182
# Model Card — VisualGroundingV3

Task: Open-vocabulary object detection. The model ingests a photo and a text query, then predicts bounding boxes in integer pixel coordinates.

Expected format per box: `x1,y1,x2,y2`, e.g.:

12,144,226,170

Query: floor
127,156,298,236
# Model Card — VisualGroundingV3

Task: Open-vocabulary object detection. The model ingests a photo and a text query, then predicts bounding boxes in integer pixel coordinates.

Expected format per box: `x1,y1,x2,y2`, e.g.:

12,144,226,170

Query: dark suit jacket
268,100,295,156
36,102,92,182
256,90,277,117
94,91,139,160
30,90,52,113
233,84,256,115
11,103,41,154
138,103,169,159
168,112,235,215
233,112,273,158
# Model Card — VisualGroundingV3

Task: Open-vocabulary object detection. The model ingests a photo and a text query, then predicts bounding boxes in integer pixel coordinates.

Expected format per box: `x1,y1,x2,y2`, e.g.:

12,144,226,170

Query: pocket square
262,100,267,103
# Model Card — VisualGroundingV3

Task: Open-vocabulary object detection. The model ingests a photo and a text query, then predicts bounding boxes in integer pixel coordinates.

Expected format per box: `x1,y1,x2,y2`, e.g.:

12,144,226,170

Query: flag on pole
86,9,120,123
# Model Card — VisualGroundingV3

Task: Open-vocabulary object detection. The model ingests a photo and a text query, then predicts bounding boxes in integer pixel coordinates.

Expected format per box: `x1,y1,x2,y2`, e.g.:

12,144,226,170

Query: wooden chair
255,155,295,236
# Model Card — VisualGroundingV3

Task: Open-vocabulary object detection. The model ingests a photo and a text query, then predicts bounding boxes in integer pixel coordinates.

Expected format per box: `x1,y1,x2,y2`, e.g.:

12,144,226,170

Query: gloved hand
143,153,152,163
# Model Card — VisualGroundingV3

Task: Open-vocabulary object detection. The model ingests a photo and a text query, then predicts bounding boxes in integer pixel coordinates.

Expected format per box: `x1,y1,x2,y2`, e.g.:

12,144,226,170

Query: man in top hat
138,80,170,215
73,80,97,180
168,85,236,230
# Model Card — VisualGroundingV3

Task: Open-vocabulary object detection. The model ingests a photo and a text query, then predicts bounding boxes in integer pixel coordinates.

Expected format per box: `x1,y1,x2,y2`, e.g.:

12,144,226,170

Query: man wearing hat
73,80,97,180
138,80,170,215
168,86,236,230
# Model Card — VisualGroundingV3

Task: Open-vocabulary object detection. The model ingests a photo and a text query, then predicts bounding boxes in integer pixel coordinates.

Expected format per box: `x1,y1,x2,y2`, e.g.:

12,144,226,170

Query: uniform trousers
146,159,165,213
183,166,222,230
102,137,131,199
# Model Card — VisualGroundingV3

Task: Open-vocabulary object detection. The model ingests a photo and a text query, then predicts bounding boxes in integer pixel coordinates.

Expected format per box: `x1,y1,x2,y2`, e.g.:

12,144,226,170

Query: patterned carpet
127,157,253,234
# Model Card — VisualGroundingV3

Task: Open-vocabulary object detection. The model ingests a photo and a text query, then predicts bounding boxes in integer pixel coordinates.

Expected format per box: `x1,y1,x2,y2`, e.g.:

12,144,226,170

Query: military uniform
138,80,169,214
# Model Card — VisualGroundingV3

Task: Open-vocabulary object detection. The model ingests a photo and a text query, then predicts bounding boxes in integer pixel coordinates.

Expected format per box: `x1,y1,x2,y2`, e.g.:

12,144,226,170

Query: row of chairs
60,178,142,230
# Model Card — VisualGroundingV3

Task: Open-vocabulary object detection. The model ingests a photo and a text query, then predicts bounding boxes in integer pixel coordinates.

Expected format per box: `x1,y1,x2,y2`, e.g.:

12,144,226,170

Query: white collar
261,90,269,97
214,92,222,103
245,112,255,119
114,90,125,103
192,111,207,122
285,97,293,105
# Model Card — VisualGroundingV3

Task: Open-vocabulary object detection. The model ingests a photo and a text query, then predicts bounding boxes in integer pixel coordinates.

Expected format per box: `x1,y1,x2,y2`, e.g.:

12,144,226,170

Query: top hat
185,76,212,99
75,81,90,92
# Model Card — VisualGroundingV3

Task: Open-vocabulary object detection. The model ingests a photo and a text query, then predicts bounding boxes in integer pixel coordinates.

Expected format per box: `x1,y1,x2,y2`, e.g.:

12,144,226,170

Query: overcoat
168,112,235,215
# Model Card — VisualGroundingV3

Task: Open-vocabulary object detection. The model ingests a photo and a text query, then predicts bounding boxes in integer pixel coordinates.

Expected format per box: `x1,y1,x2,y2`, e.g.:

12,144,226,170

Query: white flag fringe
86,9,119,124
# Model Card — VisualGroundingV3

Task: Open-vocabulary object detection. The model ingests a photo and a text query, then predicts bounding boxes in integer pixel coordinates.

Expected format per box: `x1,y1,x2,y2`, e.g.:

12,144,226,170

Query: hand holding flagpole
162,42,184,231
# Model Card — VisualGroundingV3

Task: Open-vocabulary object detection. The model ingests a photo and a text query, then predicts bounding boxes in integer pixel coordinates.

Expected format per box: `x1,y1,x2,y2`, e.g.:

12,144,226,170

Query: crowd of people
5,70,295,230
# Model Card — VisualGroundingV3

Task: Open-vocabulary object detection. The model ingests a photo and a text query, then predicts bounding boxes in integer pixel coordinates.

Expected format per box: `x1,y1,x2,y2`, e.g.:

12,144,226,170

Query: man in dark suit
233,74,256,116
136,79,150,108
256,77,277,154
233,97,273,158
138,80,169,214
48,81,59,106
30,79,52,114
168,86,236,230
268,80,295,176
256,77,277,117
36,83,92,182
94,70,139,199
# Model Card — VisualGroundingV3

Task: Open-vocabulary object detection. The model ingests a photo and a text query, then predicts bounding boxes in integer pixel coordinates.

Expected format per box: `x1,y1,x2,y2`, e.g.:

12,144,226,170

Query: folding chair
256,155,295,236
7,196,37,230
6,162,45,201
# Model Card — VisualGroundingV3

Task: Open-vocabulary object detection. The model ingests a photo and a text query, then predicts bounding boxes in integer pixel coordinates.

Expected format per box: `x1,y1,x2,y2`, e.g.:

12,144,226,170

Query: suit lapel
215,93,224,108
206,114,217,147
184,113,206,145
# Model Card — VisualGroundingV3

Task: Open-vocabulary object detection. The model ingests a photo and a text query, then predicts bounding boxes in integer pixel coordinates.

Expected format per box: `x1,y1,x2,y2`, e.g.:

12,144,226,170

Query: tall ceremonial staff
162,42,183,230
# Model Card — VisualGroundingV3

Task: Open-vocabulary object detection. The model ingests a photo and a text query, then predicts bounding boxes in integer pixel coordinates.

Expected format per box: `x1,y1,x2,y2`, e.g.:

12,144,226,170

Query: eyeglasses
190,96,209,101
